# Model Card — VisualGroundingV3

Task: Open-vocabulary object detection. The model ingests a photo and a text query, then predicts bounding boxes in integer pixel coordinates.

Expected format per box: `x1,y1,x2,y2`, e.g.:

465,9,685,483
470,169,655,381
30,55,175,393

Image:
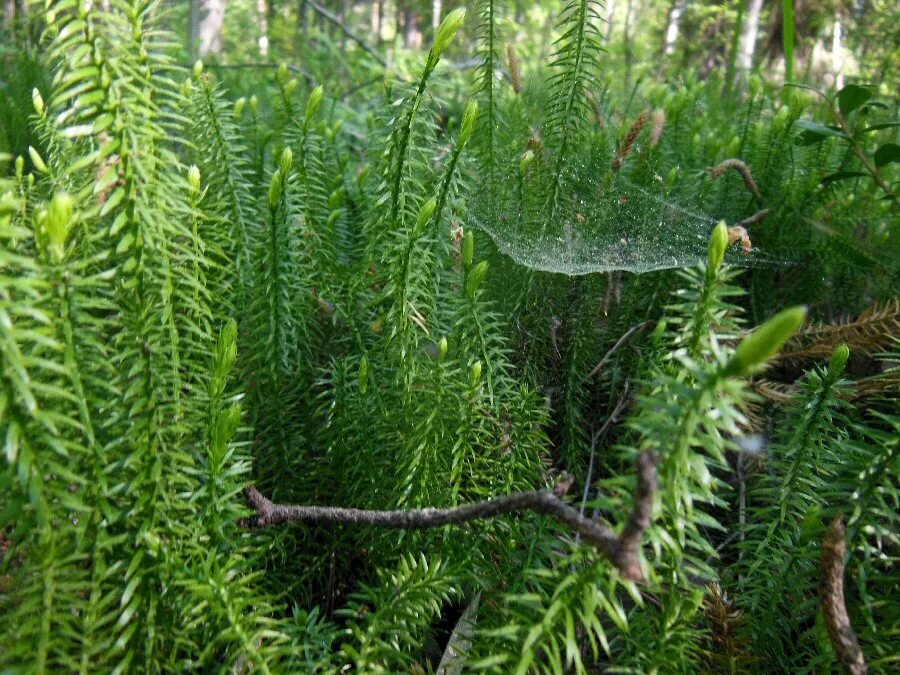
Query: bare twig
589,322,650,379
611,452,657,577
735,208,771,229
304,0,388,68
820,515,867,675
580,382,633,517
244,452,659,581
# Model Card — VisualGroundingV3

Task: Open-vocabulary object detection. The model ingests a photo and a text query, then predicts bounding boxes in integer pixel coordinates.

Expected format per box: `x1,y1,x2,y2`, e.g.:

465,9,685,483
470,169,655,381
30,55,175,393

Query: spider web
471,175,774,275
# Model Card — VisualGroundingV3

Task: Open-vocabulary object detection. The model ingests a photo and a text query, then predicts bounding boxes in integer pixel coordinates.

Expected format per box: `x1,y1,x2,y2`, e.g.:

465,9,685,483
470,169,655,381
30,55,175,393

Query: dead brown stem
244,452,659,581
820,515,867,675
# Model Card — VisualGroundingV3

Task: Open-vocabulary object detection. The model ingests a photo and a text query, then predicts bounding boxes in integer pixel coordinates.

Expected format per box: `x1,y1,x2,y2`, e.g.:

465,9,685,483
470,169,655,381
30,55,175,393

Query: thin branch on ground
580,382,633,517
735,207,771,229
589,322,651,379
243,452,659,581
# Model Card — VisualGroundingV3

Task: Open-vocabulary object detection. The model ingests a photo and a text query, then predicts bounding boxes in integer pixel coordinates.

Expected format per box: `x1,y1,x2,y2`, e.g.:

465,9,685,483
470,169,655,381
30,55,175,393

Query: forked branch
244,452,658,581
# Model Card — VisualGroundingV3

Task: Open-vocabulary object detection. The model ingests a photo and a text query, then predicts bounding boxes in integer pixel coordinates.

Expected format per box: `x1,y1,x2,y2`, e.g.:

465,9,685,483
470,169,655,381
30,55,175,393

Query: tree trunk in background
257,0,269,57
737,0,764,72
623,0,635,82
605,0,617,45
724,0,746,92
371,0,382,41
832,13,845,88
3,0,14,29
663,1,685,56
199,0,225,57
403,6,421,49
432,0,442,32
188,0,200,61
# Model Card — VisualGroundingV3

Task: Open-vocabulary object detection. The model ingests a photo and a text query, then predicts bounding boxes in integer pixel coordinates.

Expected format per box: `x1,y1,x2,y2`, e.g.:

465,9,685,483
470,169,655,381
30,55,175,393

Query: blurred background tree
4,1,897,121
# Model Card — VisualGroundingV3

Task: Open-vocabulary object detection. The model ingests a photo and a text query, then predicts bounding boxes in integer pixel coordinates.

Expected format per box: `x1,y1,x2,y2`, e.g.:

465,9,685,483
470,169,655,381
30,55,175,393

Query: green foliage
1,1,897,673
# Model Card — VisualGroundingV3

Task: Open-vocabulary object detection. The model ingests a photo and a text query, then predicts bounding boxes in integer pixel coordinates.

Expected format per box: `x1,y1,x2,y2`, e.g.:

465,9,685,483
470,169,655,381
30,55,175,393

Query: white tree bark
199,0,226,58
605,0,617,44
832,16,845,89
432,0,442,32
257,0,269,57
737,0,764,72
371,0,382,39
663,1,686,56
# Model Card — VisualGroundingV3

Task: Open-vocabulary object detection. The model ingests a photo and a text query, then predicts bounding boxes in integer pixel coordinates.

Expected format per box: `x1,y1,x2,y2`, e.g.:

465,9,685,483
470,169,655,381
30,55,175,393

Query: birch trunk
371,0,382,40
257,0,269,57
432,0,442,32
199,0,226,57
663,1,685,57
737,0,765,72
832,15,845,89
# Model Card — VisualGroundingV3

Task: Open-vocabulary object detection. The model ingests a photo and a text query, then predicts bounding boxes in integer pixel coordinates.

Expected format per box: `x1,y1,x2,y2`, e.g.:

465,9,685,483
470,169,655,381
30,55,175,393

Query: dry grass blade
436,592,480,675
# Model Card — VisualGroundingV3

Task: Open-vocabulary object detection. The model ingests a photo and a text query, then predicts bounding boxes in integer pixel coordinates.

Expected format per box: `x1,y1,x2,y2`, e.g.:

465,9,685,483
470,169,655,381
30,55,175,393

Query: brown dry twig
820,515,867,675
243,452,659,581
589,321,651,378
735,208,771,229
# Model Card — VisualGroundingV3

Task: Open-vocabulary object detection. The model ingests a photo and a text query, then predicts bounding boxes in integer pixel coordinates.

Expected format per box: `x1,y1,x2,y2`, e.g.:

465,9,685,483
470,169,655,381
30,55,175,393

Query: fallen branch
820,515,867,675
244,452,658,581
